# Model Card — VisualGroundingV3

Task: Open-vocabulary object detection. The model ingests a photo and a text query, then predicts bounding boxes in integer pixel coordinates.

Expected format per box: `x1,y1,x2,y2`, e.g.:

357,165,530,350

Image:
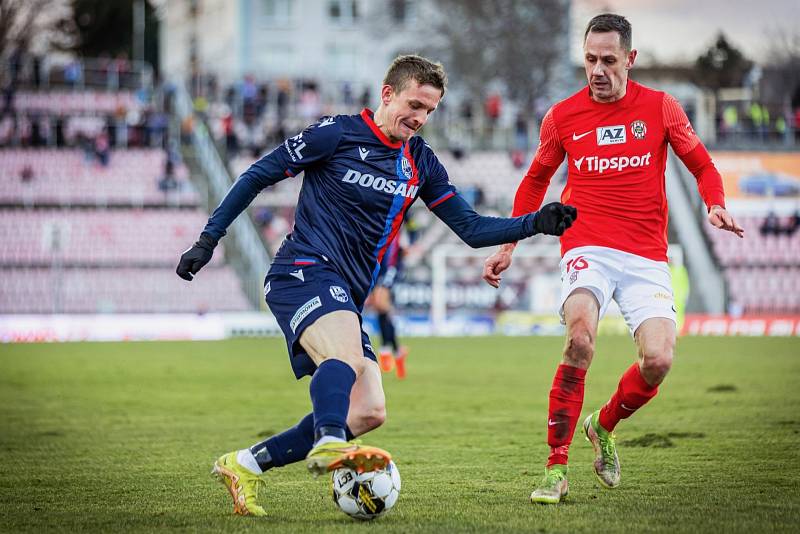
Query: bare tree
0,0,74,60
760,27,800,110
423,0,568,114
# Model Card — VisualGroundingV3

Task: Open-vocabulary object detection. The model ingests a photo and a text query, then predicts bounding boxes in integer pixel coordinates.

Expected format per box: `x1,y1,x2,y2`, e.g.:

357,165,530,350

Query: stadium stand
705,214,800,314
0,148,198,206
0,80,253,314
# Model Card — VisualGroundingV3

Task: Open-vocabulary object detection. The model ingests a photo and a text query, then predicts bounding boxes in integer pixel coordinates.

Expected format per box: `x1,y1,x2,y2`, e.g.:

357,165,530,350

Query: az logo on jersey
596,125,626,145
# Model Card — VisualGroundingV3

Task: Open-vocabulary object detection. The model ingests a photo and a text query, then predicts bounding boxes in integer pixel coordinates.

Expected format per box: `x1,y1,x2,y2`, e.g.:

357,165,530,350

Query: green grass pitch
1,335,799,532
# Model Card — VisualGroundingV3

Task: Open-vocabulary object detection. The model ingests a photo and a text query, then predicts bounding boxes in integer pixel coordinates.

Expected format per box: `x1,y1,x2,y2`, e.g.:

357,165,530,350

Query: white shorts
558,246,676,336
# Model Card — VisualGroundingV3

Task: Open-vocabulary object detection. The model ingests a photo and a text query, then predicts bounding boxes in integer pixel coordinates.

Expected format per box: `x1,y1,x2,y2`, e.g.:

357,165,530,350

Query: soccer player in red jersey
482,14,744,504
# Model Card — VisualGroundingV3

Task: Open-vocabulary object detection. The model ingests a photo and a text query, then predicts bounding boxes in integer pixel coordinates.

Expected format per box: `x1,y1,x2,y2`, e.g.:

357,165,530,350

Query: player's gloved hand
532,202,578,236
176,233,218,281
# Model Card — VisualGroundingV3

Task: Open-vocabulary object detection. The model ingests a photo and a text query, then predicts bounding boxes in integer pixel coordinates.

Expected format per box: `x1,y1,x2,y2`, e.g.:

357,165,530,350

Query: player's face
380,80,442,142
583,31,637,103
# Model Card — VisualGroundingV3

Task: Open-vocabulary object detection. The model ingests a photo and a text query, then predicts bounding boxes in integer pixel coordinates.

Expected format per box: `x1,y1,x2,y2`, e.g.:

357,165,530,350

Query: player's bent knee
563,326,595,367
352,405,386,433
641,353,673,384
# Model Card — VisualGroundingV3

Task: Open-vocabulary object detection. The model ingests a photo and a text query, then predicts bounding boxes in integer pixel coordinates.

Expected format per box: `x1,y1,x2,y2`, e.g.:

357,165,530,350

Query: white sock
314,435,347,447
236,448,263,474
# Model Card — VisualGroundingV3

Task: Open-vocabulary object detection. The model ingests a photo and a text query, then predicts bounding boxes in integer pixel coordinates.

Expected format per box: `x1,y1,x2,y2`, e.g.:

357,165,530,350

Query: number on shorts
566,256,589,273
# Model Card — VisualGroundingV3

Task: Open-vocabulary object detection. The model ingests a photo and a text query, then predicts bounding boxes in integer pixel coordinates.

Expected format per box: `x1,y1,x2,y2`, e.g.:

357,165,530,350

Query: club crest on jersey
631,120,647,140
596,125,626,145
329,285,349,303
401,156,413,179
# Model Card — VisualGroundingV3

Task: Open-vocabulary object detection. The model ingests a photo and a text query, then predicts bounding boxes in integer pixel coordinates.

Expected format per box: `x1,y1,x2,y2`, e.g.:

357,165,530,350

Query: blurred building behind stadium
1,0,799,341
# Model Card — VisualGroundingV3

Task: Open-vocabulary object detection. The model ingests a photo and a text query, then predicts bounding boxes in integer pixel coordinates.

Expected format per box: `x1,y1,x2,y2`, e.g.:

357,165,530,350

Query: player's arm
484,109,566,287
430,193,575,248
663,94,743,238
418,143,575,248
177,118,343,281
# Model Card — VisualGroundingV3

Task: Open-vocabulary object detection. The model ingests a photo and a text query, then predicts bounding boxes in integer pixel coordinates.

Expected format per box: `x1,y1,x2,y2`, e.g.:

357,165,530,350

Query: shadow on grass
706,384,738,393
620,432,705,448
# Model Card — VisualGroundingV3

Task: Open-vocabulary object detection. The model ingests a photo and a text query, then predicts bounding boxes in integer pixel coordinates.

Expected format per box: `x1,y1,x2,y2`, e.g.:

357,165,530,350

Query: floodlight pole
133,0,146,64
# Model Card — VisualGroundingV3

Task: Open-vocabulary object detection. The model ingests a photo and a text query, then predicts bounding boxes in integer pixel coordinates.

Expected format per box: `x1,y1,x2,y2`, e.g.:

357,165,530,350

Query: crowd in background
186,70,548,169
760,210,800,236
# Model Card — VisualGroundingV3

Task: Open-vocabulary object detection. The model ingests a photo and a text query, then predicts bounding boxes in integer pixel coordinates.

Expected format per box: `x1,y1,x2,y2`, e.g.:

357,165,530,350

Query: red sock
546,364,586,467
598,363,658,432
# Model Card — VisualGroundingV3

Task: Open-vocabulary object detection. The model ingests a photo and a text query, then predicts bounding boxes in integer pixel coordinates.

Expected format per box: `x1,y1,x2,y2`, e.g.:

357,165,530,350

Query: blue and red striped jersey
204,108,457,306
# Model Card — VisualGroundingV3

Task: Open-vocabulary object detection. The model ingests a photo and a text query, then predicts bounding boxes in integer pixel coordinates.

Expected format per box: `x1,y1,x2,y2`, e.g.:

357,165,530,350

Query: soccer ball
331,461,401,520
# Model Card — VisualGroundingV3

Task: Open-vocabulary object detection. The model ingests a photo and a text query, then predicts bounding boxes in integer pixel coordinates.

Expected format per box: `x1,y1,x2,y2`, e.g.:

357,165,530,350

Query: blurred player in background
483,14,743,504
370,232,409,378
177,54,577,516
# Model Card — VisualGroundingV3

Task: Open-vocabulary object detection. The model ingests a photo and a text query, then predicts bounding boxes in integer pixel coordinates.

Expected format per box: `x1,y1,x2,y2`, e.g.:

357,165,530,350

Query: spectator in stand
222,108,238,158
786,210,800,236
299,81,322,122
158,153,178,194
110,52,131,89
30,115,45,147
511,113,529,169
256,83,269,116
95,130,111,167
20,165,34,183
342,82,354,108
254,206,274,229
794,108,800,142
485,91,502,127
0,114,14,146
64,59,83,88
721,105,739,140
241,75,258,108
760,211,781,236
359,87,371,108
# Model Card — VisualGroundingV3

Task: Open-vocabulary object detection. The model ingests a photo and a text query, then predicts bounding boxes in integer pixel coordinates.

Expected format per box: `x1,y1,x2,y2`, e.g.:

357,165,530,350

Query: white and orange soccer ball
331,461,401,520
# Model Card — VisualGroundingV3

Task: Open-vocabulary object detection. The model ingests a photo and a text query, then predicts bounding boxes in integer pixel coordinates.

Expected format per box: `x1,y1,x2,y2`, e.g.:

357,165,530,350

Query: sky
572,0,800,65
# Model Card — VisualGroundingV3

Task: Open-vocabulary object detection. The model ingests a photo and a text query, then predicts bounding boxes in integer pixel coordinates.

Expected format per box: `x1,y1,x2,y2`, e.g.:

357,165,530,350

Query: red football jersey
513,80,725,262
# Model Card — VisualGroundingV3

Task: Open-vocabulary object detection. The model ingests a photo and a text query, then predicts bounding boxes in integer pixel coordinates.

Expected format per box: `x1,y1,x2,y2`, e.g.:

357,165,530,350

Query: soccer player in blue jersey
177,55,577,516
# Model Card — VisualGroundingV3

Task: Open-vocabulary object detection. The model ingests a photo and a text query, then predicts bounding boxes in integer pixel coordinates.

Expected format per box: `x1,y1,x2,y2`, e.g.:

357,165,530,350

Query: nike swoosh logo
572,130,592,141
548,419,560,426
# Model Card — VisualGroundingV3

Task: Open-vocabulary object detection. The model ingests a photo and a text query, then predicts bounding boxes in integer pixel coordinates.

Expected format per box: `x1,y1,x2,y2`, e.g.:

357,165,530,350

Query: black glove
176,233,218,281
533,202,578,236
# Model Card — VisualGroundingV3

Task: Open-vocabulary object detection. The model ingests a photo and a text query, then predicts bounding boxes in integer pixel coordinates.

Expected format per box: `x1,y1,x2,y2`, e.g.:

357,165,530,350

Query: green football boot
530,465,569,504
305,440,391,477
583,411,621,488
211,451,267,516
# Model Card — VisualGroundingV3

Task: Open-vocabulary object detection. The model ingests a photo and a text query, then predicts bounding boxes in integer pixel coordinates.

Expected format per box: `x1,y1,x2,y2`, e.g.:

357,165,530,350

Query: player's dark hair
383,54,447,97
584,13,632,51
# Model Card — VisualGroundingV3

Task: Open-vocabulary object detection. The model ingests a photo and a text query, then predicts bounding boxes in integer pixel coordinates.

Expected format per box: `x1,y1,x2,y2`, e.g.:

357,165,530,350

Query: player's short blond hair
383,55,447,97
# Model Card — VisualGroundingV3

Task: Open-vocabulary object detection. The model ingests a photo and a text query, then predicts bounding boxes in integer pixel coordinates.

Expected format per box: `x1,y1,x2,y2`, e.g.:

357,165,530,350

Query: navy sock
310,359,356,440
378,312,398,352
250,413,357,471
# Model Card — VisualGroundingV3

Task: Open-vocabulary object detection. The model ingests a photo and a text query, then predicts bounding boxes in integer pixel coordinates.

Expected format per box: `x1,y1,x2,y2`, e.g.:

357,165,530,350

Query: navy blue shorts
264,260,377,379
